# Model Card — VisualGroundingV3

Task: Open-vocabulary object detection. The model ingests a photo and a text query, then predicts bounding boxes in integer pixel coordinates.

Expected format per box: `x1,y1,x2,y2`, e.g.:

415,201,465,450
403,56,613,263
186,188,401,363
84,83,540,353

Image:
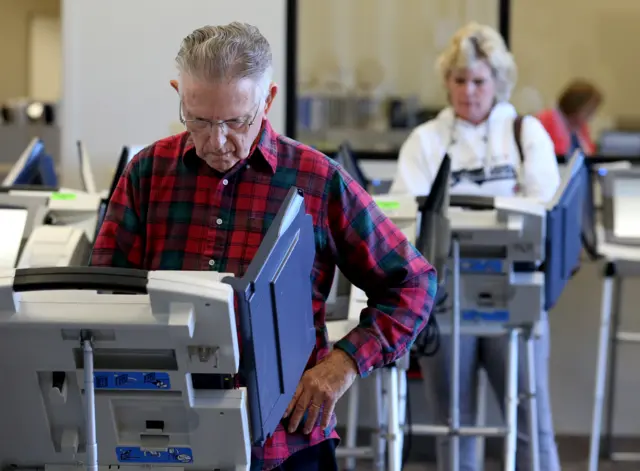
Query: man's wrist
332,347,359,376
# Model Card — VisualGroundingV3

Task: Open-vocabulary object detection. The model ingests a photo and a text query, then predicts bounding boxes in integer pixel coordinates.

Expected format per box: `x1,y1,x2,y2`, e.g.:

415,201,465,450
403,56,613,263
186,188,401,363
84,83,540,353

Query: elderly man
91,22,436,471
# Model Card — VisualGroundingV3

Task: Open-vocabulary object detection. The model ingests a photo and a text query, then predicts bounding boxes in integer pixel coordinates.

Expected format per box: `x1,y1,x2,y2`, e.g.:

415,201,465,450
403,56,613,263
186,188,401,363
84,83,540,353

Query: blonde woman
391,23,561,470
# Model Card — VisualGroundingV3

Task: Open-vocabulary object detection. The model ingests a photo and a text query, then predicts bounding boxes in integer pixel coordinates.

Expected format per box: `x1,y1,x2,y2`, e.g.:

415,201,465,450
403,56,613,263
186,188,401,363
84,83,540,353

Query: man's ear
264,83,278,115
170,80,179,93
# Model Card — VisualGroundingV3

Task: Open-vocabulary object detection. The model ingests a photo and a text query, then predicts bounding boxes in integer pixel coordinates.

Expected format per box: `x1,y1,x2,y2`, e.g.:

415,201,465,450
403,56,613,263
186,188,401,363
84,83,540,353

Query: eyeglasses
179,101,261,135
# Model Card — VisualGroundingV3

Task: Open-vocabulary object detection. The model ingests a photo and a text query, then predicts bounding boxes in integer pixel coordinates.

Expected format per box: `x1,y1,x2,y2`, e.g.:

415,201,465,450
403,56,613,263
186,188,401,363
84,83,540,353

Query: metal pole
373,370,386,471
83,334,98,471
475,368,488,471
450,238,461,471
503,329,519,471
397,368,408,457
344,379,359,470
525,331,540,471
387,367,402,471
603,271,623,459
589,268,616,471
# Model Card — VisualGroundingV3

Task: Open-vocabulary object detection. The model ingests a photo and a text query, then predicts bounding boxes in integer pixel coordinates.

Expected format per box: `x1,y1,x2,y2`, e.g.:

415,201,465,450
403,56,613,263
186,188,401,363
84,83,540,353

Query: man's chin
203,154,240,173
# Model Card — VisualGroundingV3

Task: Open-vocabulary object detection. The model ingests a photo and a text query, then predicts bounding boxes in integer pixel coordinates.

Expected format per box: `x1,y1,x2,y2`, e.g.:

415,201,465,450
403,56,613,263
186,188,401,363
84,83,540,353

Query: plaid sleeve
90,159,144,268
329,168,437,377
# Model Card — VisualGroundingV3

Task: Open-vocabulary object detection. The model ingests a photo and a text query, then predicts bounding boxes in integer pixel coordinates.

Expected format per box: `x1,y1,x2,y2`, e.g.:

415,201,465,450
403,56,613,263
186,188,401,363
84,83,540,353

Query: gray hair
176,22,273,100
437,22,517,102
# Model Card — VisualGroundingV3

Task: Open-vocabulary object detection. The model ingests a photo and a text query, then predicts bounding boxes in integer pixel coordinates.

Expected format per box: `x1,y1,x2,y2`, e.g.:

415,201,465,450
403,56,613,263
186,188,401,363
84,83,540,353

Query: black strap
514,115,526,163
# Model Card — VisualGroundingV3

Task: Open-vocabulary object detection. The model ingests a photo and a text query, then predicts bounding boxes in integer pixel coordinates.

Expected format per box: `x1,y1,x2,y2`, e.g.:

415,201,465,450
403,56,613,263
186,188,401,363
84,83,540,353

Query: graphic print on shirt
450,163,517,187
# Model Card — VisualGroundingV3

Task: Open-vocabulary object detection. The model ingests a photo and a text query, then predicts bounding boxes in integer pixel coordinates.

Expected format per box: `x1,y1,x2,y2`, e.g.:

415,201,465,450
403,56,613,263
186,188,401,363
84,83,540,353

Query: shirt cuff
333,327,384,378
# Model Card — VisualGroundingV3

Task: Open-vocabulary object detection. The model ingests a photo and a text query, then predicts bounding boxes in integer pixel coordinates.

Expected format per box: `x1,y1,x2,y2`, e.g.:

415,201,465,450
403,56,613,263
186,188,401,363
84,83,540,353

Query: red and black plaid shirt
91,120,436,470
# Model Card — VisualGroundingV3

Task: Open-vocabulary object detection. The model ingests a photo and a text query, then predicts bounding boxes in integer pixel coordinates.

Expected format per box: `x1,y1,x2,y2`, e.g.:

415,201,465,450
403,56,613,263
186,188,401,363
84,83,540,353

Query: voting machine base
0,187,316,471
405,150,587,471
589,261,640,470
587,167,640,470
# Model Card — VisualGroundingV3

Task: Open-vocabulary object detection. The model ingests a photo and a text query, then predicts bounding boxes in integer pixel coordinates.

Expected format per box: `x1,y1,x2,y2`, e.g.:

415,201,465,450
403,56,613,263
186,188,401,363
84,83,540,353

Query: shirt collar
181,119,279,174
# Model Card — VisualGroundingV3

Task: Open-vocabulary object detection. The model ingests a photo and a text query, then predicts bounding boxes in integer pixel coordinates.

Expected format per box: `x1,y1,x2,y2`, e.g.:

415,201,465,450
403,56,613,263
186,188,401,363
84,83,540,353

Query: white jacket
390,102,561,202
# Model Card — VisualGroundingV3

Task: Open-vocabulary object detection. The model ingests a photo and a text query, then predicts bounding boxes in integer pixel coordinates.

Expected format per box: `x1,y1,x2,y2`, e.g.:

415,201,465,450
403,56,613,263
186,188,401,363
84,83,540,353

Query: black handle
13,267,149,293
557,154,640,165
449,195,495,210
0,185,59,193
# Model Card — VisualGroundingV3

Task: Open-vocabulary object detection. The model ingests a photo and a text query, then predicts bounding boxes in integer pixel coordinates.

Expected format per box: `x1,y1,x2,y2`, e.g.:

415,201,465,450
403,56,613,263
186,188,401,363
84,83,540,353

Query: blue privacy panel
545,152,586,311
223,187,316,446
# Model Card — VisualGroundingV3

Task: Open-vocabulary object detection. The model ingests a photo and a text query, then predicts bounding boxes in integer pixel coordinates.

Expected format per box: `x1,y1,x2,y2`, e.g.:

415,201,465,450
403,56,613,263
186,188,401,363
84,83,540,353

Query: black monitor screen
581,163,599,259
108,147,129,201
94,200,108,242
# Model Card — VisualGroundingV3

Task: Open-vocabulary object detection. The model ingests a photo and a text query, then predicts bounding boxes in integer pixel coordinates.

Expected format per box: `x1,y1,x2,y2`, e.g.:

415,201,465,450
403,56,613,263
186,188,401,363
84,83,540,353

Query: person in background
391,22,561,471
537,79,603,156
91,22,437,471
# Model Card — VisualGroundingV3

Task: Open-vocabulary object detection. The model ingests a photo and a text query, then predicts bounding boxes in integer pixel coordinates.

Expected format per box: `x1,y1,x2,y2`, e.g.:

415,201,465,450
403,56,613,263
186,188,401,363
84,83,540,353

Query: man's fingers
320,398,336,430
303,400,322,434
287,392,311,433
283,383,303,418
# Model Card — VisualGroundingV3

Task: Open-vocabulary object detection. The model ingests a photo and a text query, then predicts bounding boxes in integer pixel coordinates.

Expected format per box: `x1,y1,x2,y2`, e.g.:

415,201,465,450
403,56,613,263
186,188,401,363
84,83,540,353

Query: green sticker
377,201,400,211
50,192,77,201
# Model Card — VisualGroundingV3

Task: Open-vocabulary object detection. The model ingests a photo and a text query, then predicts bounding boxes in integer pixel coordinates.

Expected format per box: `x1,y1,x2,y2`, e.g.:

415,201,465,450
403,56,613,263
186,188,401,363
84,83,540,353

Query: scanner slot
93,390,180,397
73,348,178,371
191,373,235,390
460,246,506,259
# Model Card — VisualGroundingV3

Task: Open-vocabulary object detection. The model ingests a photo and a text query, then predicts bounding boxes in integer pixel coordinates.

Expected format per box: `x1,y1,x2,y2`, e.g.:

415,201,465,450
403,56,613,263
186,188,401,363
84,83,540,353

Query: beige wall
0,0,61,102
513,0,638,130
299,0,637,133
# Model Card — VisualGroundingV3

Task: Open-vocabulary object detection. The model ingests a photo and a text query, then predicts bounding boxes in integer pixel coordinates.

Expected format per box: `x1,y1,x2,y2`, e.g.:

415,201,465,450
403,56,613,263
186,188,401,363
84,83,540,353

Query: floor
372,463,638,471
344,439,640,470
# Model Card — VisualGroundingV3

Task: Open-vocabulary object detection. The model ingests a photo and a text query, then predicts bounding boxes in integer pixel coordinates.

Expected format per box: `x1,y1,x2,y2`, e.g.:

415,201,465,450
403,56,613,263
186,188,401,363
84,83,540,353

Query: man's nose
208,123,227,149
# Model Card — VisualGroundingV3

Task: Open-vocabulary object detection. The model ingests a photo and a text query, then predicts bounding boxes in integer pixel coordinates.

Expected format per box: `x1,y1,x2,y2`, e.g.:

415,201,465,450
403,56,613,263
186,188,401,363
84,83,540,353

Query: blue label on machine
94,372,171,390
116,447,193,463
460,258,503,274
462,309,509,322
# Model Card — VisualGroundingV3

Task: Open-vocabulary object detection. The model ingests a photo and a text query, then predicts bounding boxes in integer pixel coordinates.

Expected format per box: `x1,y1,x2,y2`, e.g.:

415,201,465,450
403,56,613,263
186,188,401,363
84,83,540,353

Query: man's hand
283,348,358,434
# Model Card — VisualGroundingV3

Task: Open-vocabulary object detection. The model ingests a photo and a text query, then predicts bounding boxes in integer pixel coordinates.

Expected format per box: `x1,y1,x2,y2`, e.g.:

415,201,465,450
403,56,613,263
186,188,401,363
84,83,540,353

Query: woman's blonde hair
437,22,517,102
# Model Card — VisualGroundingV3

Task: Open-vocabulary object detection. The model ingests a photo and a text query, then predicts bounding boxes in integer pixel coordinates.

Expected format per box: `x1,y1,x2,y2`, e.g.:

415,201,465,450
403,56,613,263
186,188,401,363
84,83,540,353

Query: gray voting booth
0,187,316,471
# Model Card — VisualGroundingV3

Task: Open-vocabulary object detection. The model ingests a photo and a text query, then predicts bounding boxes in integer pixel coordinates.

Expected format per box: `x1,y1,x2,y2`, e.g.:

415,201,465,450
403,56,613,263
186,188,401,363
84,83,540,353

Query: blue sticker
94,372,171,390
460,258,503,274
116,447,193,463
462,309,509,323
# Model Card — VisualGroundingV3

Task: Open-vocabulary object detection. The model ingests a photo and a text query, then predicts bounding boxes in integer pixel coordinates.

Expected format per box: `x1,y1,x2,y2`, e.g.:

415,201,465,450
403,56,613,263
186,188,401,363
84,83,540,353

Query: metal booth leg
475,368,489,471
503,329,519,471
603,265,623,461
524,329,540,471
344,378,360,470
387,366,402,471
450,238,462,471
373,369,386,471
589,262,617,471
397,367,408,459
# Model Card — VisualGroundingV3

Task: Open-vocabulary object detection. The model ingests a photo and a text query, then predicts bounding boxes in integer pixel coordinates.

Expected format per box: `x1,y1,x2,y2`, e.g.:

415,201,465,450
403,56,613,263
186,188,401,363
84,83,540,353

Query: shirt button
216,218,223,225
222,179,229,186
208,259,215,267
